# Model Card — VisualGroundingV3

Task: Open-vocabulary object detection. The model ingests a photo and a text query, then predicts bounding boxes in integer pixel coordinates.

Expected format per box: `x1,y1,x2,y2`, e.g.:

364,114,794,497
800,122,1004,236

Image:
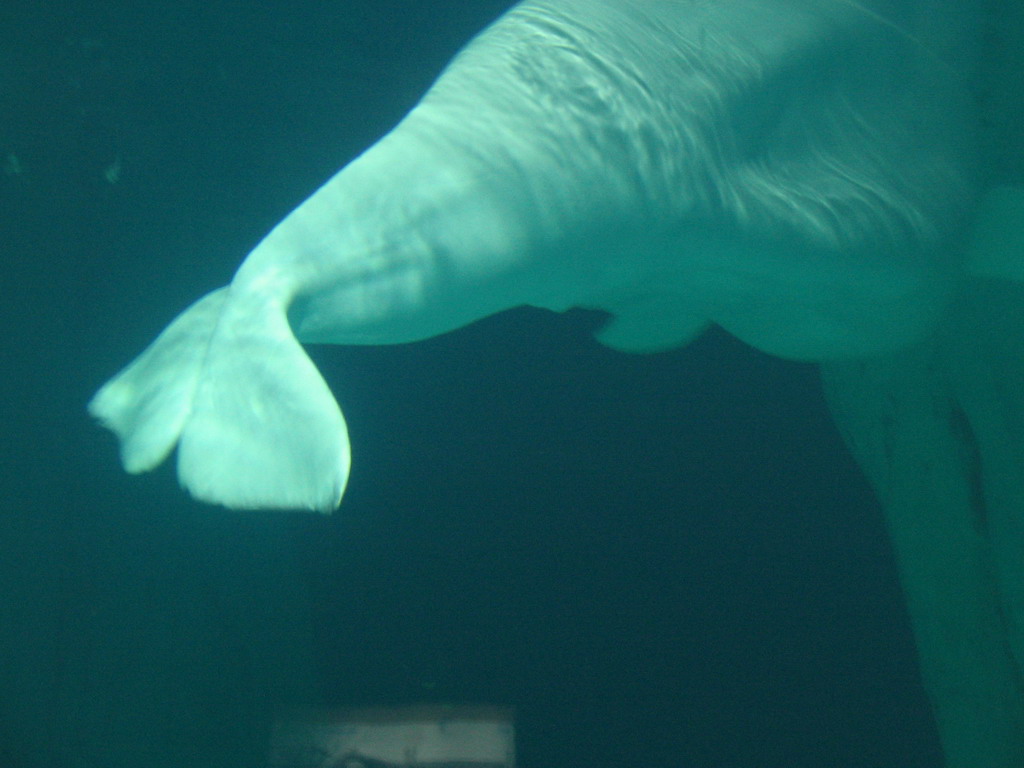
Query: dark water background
0,1,974,766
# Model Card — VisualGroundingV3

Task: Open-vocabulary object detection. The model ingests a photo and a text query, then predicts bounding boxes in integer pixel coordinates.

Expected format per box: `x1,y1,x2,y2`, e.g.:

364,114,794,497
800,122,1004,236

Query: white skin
91,0,977,511
232,0,973,358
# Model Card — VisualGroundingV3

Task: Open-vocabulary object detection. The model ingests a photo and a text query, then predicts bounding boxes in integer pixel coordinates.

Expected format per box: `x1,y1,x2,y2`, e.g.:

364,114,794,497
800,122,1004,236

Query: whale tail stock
88,287,350,512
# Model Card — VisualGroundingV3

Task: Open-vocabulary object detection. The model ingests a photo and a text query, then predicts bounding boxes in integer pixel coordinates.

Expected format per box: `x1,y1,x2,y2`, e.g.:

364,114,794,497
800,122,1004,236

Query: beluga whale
91,1,1024,762
90,0,980,512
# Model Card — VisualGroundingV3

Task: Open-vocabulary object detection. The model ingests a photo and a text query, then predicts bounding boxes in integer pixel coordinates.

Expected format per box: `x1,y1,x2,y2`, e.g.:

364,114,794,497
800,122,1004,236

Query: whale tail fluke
88,287,350,512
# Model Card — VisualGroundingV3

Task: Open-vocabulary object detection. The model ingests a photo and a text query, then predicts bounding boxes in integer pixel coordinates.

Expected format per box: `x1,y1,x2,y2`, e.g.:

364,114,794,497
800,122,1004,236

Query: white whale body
90,0,977,512
90,1,1024,763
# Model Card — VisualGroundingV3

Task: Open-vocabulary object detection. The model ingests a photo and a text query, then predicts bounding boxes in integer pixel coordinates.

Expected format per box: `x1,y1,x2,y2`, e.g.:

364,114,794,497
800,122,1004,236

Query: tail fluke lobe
89,289,229,474
89,287,350,512
176,290,350,512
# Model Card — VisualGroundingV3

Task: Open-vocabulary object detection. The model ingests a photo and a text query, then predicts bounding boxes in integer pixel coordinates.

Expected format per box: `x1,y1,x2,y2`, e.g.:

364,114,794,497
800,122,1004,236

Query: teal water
0,0,989,765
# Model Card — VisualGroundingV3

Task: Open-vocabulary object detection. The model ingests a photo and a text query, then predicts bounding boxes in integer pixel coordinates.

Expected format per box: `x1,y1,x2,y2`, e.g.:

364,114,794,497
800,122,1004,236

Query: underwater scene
2,0,1022,766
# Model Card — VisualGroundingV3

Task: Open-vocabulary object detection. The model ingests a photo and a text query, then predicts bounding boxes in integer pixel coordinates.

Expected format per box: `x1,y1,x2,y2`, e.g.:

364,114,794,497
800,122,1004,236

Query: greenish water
4,0,1020,765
